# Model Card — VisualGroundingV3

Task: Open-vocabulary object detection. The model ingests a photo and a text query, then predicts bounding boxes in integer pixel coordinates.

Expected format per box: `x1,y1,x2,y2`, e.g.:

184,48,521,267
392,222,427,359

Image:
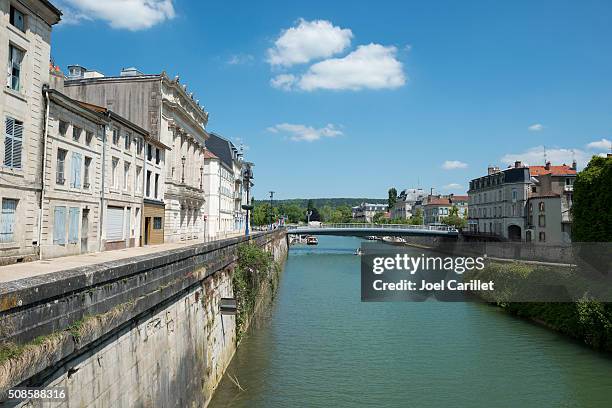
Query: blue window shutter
0,199,17,243
73,153,82,188
68,207,79,243
53,206,66,244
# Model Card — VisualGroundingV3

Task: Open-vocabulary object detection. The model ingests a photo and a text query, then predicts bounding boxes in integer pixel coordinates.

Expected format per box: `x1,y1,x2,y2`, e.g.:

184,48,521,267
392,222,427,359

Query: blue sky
52,0,612,199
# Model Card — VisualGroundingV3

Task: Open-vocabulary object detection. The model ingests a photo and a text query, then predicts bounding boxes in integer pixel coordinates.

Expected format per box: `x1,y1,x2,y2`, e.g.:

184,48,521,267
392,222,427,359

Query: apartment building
468,161,576,242
0,0,61,264
390,188,425,220
64,67,208,243
205,132,246,237
351,203,388,222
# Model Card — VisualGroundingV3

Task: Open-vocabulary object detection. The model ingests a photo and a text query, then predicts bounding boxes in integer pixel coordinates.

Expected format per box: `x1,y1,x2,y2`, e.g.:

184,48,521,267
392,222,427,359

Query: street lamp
241,162,254,236
269,191,275,230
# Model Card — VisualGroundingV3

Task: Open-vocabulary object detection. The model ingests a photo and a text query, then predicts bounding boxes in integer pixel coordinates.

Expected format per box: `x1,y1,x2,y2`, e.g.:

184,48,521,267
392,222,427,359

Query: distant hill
259,198,387,208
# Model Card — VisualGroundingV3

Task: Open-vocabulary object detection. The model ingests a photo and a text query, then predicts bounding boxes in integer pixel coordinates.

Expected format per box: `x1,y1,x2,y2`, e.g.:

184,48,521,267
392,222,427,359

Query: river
209,236,612,407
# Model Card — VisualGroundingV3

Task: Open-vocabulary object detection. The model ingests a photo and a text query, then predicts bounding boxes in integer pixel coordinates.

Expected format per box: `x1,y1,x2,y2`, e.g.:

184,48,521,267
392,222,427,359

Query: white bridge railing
287,223,457,232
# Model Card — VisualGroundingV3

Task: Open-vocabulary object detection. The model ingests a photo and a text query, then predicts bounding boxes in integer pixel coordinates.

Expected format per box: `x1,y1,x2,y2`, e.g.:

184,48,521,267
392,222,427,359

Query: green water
210,236,612,407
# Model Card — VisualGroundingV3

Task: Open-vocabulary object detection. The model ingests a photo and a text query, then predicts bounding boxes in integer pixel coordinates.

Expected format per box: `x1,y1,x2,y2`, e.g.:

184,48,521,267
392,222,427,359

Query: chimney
545,161,551,170
514,161,522,168
571,159,577,170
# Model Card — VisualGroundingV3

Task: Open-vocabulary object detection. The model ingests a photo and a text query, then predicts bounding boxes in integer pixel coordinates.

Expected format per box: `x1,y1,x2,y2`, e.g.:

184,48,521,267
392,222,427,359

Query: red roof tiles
529,165,576,176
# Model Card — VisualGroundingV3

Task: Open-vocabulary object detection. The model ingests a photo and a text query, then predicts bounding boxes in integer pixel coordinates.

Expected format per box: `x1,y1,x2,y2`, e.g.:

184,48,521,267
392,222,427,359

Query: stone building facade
0,0,60,264
63,68,209,243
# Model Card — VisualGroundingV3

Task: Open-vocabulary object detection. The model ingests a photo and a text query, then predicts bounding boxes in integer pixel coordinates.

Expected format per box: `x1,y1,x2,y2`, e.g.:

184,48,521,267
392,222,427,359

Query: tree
372,211,387,224
388,188,398,210
306,199,321,222
410,208,423,225
572,155,612,241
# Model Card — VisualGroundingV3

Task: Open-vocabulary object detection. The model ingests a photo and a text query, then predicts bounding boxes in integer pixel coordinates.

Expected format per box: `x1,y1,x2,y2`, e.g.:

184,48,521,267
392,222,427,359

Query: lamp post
268,191,275,230
241,162,254,236
181,156,186,184
306,210,313,224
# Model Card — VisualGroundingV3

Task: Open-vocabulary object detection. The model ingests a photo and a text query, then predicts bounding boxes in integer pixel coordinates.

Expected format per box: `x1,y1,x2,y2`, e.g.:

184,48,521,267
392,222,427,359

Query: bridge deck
287,223,458,237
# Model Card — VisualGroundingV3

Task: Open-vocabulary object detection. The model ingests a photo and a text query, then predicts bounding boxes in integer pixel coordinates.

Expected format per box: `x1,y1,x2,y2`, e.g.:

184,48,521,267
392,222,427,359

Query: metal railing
287,223,457,232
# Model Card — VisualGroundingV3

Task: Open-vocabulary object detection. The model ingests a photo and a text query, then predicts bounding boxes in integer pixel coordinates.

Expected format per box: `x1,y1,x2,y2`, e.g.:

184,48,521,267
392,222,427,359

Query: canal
210,236,612,407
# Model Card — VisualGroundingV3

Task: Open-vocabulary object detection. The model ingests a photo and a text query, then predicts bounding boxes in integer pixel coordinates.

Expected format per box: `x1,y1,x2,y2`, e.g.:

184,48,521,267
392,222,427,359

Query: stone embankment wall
0,230,287,407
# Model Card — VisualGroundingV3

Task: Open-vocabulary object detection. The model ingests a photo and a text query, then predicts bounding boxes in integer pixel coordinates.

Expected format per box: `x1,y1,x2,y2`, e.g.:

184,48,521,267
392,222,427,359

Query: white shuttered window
4,117,23,169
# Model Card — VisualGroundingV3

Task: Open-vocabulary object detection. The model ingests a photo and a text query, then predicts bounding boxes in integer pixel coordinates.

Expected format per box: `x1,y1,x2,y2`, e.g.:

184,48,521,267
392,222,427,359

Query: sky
51,0,612,199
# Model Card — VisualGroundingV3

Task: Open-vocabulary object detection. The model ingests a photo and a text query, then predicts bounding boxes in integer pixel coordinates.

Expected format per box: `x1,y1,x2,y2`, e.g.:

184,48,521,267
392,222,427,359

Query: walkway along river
210,236,612,407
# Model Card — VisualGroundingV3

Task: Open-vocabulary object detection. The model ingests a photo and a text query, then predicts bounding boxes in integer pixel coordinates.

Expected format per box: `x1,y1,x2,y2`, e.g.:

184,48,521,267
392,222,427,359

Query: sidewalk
0,233,245,284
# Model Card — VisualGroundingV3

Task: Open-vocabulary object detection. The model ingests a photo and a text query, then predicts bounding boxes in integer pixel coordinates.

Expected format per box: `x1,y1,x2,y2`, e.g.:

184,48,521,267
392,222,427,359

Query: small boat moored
306,236,318,245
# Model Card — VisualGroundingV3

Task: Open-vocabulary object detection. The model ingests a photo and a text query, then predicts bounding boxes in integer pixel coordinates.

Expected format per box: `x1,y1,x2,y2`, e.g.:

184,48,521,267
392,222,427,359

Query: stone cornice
160,72,209,127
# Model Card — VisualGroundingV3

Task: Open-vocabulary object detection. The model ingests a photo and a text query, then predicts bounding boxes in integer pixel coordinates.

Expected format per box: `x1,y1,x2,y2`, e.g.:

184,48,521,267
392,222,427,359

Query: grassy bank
465,262,612,352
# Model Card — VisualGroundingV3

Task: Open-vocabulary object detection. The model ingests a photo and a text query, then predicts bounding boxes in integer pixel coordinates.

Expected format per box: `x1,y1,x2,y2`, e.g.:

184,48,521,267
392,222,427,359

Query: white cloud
227,54,254,65
442,160,468,170
297,44,406,91
500,146,593,169
270,74,297,91
267,123,343,142
586,138,612,151
443,183,463,190
528,123,544,132
267,19,353,67
58,0,175,30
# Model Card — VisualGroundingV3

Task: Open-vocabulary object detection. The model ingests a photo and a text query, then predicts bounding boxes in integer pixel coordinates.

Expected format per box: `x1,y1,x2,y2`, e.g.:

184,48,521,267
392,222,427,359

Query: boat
355,248,363,256
306,236,318,245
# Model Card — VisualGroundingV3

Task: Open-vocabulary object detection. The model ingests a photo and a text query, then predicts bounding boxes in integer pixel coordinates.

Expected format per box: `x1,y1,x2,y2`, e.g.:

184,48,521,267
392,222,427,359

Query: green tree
410,208,424,225
572,155,612,241
388,188,398,210
372,211,387,224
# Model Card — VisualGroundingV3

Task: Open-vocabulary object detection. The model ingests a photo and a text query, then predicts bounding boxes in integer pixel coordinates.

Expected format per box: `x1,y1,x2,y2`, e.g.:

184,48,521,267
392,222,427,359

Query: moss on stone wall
232,243,281,342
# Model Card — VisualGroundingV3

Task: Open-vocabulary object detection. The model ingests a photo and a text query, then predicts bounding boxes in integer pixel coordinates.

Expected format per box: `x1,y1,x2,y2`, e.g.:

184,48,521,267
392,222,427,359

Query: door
81,209,89,252
144,217,151,245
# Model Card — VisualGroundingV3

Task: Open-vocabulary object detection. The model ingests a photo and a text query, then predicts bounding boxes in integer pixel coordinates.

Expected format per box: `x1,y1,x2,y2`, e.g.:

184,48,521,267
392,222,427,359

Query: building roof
529,164,577,176
451,195,469,201
426,197,452,206
204,150,218,159
206,132,239,168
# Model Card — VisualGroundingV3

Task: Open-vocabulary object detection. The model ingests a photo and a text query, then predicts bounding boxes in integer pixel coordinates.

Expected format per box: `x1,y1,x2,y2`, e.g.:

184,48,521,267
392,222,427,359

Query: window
7,45,24,91
85,130,93,146
10,6,25,32
531,186,537,193
153,217,162,229
0,199,17,243
59,120,69,136
146,170,152,197
124,131,131,150
538,202,545,212
135,166,142,192
84,157,91,188
56,149,67,184
68,207,79,244
538,214,546,227
147,144,153,161
539,231,546,242
154,173,159,198
155,147,160,165
53,206,66,244
71,152,82,188
4,117,23,169
123,162,130,190
136,137,143,155
112,128,120,145
512,189,518,202
73,126,82,142
112,158,119,188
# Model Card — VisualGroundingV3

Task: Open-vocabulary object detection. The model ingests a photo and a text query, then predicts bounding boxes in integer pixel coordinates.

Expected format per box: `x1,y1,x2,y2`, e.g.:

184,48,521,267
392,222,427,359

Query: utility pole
269,191,275,230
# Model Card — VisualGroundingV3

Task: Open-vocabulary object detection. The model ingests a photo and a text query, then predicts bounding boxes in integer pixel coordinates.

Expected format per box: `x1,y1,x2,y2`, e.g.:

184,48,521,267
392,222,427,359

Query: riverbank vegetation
232,243,281,341
466,261,612,352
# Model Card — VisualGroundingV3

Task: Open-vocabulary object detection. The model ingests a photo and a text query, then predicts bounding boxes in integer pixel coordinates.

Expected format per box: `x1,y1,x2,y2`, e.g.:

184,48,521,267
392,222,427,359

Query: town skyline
49,0,612,199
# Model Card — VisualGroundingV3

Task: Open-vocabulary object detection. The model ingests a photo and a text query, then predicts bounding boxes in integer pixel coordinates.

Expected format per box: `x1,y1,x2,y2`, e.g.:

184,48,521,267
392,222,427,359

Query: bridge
286,223,459,237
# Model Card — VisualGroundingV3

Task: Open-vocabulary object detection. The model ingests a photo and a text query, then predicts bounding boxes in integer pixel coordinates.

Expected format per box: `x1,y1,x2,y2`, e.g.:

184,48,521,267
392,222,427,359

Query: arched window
538,202,545,212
